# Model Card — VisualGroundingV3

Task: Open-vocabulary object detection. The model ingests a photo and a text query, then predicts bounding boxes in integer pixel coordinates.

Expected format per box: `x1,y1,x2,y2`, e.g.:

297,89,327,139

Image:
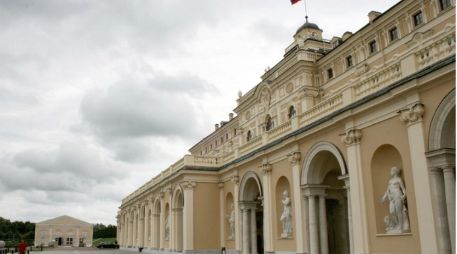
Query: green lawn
92,238,117,246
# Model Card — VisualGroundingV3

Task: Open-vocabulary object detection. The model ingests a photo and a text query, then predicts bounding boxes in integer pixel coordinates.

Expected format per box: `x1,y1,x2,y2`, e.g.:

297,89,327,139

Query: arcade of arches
118,88,455,254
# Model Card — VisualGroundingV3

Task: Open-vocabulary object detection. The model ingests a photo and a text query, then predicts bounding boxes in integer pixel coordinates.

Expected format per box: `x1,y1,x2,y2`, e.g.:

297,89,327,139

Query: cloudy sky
0,0,399,225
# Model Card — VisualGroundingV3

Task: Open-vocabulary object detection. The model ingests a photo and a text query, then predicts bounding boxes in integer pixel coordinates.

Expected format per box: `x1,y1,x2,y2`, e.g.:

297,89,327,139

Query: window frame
389,26,399,42
288,105,297,119
412,11,424,27
246,130,252,142
369,40,378,54
345,55,353,68
327,68,334,79
439,0,452,11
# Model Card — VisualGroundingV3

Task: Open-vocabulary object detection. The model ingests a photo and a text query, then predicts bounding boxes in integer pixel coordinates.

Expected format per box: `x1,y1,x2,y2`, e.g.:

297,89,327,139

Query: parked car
96,243,119,249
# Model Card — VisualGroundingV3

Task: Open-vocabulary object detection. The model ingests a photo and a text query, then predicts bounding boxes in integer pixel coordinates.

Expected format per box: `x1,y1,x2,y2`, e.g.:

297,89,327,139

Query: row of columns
241,203,258,254
303,190,329,254
118,181,196,252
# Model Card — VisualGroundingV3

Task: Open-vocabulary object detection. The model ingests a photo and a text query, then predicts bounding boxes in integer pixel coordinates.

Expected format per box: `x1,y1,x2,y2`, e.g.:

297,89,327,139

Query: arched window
246,130,252,142
288,106,296,119
265,114,272,131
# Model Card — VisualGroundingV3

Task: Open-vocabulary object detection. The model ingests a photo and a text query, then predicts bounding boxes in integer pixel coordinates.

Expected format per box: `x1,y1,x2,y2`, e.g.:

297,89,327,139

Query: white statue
225,203,235,240
280,190,292,238
164,214,170,240
381,166,410,233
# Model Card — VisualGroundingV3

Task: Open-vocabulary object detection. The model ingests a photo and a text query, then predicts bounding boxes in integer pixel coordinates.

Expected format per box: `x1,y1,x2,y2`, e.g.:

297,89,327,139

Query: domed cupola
294,16,323,41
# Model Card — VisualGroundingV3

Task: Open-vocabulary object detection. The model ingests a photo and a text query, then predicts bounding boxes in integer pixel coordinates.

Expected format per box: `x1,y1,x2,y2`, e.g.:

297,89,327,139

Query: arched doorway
239,171,264,254
173,187,184,252
302,142,350,254
427,89,455,253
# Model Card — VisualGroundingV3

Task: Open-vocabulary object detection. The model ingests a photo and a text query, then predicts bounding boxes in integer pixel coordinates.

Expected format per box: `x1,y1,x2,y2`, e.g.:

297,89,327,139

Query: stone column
251,208,258,254
219,182,225,247
301,86,318,112
159,193,166,250
443,166,455,252
399,102,439,254
288,152,307,253
339,175,354,253
139,204,144,247
183,181,196,251
153,213,160,249
147,198,153,248
176,207,183,251
341,127,369,254
232,175,241,251
429,167,452,254
308,195,318,254
167,187,174,251
130,212,134,247
260,163,273,252
319,195,329,254
242,207,250,254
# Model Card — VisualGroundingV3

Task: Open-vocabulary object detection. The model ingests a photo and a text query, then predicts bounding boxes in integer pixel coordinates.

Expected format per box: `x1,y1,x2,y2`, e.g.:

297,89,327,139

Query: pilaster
183,181,196,251
399,102,439,254
159,191,166,250
260,163,274,253
231,175,241,251
219,182,225,247
167,186,174,251
287,152,307,254
341,127,369,254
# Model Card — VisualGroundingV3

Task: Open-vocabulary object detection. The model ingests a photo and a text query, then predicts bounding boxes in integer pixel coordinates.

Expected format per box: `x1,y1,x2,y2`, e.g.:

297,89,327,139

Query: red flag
291,0,301,4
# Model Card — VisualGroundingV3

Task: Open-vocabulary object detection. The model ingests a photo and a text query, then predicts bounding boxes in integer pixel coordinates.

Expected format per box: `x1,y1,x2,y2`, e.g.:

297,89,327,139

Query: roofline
317,0,404,62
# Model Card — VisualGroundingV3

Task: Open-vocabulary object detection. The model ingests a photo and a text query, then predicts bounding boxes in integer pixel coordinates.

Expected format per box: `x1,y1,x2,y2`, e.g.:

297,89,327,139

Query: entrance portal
55,237,62,246
302,142,351,254
239,171,264,254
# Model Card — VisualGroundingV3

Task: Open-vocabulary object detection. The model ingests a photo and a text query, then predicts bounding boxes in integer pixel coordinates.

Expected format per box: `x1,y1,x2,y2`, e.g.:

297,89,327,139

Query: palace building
117,0,456,253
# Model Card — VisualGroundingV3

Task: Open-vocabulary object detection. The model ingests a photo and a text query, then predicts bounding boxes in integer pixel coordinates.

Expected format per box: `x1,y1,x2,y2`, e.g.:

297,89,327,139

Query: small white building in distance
34,215,93,247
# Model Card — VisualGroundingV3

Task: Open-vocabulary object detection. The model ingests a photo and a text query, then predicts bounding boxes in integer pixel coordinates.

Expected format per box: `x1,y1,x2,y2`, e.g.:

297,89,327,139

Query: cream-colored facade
117,0,456,253
34,215,93,247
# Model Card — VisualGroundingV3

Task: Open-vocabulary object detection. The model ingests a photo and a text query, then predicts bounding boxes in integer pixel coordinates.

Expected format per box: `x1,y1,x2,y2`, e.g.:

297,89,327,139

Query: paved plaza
33,250,136,254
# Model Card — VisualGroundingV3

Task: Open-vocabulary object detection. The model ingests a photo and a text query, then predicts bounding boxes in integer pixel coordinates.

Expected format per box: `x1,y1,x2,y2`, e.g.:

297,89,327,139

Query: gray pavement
34,250,135,254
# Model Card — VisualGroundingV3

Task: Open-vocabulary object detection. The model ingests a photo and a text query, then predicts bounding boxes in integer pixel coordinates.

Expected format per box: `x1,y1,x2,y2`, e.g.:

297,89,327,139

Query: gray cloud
0,141,126,193
80,73,215,141
79,73,216,162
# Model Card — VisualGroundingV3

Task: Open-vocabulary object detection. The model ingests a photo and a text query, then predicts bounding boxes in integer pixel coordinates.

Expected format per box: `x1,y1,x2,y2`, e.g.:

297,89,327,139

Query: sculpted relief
226,203,235,240
381,166,410,234
280,190,292,238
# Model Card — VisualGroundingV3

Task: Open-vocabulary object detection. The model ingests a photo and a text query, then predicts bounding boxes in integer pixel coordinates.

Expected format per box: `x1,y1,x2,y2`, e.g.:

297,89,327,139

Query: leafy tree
93,224,116,238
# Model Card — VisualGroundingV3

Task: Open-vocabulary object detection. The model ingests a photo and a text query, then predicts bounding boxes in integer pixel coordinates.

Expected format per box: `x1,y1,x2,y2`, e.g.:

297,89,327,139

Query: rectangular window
413,11,424,27
346,55,353,68
389,27,399,42
327,68,334,79
369,40,378,54
440,0,451,10
66,238,73,245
